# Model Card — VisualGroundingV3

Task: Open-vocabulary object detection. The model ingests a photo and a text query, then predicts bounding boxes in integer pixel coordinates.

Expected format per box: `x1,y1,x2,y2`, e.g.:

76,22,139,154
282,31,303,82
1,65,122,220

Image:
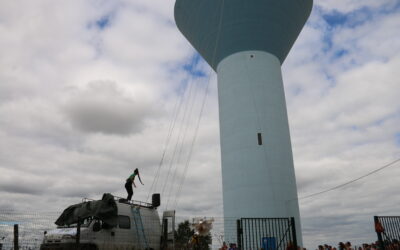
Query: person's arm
137,174,144,185
132,180,136,188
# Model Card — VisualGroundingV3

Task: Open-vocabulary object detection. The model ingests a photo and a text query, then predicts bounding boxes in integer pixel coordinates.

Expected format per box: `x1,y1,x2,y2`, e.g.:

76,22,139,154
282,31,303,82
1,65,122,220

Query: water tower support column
217,50,301,244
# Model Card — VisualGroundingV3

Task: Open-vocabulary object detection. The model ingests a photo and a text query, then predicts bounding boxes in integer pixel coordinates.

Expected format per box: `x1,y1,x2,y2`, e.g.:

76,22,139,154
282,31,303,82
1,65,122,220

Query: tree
174,220,212,250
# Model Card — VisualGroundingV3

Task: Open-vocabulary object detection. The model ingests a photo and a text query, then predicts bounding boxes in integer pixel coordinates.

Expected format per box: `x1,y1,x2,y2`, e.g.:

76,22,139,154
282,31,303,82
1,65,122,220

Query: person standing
220,242,228,250
125,168,144,200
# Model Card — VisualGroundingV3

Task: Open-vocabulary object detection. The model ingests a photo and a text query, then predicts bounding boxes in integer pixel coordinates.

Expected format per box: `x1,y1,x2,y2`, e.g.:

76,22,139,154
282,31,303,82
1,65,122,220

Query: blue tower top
174,0,313,70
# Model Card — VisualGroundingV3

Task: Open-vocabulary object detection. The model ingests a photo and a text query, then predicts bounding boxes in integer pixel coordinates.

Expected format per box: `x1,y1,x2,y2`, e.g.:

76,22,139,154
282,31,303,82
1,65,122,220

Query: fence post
291,217,298,250
237,219,242,250
76,217,81,249
162,218,168,250
14,224,18,250
374,216,385,250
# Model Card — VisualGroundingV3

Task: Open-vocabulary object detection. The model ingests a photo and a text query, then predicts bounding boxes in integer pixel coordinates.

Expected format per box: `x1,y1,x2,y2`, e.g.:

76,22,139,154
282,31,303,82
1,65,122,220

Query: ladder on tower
132,206,149,250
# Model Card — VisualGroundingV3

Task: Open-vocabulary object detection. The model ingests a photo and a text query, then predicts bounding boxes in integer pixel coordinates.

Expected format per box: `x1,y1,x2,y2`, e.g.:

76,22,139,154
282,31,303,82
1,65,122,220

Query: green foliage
174,220,212,250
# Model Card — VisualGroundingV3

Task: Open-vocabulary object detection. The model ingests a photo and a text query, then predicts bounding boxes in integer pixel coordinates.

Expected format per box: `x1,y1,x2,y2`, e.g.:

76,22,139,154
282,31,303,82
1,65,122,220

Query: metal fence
374,216,400,250
0,210,237,250
0,211,58,249
237,217,297,250
0,210,302,250
6,211,395,250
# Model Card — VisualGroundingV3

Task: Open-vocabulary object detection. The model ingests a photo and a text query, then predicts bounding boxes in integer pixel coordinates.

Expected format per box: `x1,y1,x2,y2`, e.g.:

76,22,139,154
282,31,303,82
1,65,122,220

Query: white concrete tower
174,0,313,245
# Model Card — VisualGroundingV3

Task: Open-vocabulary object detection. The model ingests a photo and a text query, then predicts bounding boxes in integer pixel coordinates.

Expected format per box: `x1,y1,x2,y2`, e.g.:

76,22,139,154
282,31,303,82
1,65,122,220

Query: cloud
277,1,400,247
64,80,153,135
0,0,399,249
0,183,42,196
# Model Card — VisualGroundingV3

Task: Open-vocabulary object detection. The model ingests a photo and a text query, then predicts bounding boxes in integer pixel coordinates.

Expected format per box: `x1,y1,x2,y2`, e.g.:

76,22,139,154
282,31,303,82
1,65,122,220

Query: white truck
40,193,175,250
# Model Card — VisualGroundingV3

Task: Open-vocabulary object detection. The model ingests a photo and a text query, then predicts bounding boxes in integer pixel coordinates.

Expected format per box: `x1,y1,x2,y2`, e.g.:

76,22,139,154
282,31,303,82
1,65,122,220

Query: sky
0,0,400,248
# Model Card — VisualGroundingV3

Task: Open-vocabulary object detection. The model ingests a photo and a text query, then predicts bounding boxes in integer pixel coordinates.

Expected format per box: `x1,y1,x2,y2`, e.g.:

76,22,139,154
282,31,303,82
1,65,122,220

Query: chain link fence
0,211,58,249
0,210,241,250
0,210,311,250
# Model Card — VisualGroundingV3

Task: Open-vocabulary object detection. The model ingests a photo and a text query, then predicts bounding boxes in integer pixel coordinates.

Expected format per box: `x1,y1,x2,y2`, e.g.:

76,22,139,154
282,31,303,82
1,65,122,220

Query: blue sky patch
322,32,333,52
96,15,111,30
322,7,373,29
380,1,400,15
372,118,386,127
183,53,206,78
351,125,359,131
396,133,400,146
323,10,348,27
334,49,349,58
169,53,209,96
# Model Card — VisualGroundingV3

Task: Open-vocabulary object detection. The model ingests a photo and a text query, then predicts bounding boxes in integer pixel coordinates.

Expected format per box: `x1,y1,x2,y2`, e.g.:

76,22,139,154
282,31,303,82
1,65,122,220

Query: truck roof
83,194,154,209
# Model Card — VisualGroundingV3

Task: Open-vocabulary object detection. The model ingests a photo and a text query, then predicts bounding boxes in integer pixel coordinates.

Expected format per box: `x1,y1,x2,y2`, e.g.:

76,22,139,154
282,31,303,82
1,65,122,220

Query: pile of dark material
55,193,118,227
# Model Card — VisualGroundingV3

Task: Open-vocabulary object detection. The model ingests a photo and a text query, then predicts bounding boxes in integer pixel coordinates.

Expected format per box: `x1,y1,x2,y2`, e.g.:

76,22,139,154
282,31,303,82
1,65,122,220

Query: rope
298,157,400,200
173,0,226,210
146,54,199,202
161,66,198,200
146,92,181,201
165,80,200,209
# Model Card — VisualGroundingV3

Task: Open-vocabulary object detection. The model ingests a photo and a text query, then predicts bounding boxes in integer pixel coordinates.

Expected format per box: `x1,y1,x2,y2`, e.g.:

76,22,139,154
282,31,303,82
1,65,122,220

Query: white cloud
64,80,154,134
282,3,400,247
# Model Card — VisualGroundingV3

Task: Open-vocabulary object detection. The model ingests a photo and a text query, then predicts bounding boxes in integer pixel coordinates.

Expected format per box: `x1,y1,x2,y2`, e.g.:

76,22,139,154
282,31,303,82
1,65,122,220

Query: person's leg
128,187,133,200
125,182,133,200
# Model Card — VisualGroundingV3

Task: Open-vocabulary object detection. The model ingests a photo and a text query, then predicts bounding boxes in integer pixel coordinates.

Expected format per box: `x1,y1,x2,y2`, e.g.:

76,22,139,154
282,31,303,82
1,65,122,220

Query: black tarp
55,193,118,227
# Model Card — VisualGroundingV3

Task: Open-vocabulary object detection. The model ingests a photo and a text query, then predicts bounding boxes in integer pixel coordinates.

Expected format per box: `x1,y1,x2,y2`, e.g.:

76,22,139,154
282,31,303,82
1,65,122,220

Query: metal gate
237,218,297,250
374,216,400,250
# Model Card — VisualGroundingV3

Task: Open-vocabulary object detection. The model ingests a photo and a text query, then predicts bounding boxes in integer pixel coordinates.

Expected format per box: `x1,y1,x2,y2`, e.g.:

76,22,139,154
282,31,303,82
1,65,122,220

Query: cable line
146,56,199,202
165,79,200,209
173,0,226,209
173,69,214,209
146,89,181,201
299,157,400,200
146,94,180,202
161,72,197,198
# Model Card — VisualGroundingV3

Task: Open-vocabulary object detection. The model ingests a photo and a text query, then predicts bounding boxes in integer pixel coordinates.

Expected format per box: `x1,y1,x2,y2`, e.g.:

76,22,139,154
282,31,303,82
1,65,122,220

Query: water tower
174,0,313,244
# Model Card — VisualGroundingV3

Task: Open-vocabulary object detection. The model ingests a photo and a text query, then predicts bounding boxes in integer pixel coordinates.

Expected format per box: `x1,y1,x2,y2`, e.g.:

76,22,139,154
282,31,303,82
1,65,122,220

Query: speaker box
152,193,160,208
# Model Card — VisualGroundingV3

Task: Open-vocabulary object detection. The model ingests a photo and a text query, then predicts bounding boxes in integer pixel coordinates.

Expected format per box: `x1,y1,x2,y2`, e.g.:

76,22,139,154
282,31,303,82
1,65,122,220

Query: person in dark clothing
125,168,144,200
